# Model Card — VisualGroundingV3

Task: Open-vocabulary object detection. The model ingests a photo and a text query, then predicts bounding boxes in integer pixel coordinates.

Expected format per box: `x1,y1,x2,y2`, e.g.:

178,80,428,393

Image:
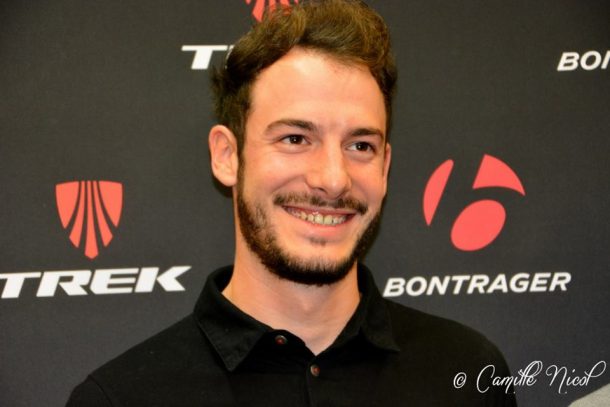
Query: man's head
209,0,396,286
211,0,397,155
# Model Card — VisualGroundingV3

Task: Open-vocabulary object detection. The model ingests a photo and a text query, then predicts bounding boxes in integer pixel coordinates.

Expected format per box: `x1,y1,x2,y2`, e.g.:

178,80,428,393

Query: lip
282,205,356,217
281,205,355,227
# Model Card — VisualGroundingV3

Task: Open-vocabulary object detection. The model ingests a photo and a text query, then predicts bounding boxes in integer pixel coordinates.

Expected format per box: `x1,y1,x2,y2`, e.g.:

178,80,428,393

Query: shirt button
310,364,321,377
274,334,287,345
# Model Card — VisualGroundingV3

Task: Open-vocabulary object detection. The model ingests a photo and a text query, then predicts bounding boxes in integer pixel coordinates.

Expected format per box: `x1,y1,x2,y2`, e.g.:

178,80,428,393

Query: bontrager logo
56,181,123,259
423,154,525,251
383,271,571,297
557,51,609,71
245,0,299,22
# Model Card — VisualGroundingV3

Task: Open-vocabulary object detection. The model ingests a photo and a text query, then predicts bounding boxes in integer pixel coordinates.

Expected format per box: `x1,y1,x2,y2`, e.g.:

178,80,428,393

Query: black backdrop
1,1,608,406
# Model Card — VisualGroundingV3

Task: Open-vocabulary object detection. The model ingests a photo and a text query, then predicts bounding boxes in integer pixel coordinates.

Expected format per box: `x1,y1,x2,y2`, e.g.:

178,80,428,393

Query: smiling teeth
287,208,347,225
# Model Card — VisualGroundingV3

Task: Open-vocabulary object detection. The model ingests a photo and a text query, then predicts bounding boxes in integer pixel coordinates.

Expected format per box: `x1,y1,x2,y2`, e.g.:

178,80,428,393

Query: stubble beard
235,167,381,286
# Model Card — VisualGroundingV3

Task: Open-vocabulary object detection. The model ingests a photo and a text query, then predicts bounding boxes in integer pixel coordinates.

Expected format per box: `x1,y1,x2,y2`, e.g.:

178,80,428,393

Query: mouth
283,206,353,226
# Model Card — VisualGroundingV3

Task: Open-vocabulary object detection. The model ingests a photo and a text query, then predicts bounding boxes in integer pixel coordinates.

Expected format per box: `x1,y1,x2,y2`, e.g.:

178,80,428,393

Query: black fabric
67,265,517,406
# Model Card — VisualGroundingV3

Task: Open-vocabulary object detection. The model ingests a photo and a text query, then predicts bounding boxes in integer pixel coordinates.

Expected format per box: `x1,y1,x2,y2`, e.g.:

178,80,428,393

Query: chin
235,185,382,286
263,254,356,287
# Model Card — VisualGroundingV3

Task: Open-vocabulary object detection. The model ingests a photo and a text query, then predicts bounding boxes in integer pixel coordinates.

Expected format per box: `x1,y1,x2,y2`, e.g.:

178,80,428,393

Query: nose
305,145,352,200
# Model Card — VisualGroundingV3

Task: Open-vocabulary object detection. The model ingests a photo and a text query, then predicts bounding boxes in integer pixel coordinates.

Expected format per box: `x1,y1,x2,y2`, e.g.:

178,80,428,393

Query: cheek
358,182,387,212
242,154,300,195
351,163,387,195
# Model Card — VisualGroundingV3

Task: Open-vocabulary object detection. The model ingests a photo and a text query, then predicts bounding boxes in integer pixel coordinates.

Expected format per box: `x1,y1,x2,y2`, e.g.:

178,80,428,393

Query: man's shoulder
93,314,207,379
67,314,221,406
380,300,516,403
384,299,507,367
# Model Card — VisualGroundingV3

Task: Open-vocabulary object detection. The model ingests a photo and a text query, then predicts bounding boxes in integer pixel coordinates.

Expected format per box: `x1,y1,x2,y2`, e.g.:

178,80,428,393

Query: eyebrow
265,119,317,134
265,119,385,140
350,127,385,140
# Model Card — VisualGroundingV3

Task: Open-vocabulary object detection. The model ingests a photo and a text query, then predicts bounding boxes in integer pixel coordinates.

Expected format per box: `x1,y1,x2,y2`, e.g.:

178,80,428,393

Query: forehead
247,48,386,133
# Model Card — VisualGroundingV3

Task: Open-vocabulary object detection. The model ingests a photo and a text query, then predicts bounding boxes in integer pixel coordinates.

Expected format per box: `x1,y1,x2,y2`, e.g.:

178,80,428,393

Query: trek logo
557,51,609,71
245,0,299,22
56,181,123,259
423,154,525,251
0,182,193,299
0,267,190,299
182,45,233,70
182,0,299,70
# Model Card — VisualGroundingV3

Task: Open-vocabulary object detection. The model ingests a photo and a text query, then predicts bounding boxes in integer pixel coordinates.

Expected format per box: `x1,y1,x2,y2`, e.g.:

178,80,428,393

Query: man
68,1,517,405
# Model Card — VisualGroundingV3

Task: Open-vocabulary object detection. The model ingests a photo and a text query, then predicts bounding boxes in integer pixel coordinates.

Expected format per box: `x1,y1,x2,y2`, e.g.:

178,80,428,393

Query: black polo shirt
67,265,517,406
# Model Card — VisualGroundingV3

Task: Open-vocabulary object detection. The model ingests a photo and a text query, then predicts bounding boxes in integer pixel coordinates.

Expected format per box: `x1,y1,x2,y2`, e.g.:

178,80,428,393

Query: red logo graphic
56,181,123,259
423,154,525,251
245,0,299,22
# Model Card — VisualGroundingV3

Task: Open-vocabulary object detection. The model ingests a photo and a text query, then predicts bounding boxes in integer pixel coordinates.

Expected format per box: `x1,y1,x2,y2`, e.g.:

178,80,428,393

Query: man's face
236,48,391,285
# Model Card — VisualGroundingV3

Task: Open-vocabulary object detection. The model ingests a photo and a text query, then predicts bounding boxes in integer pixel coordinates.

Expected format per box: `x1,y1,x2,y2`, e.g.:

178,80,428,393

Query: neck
223,241,360,355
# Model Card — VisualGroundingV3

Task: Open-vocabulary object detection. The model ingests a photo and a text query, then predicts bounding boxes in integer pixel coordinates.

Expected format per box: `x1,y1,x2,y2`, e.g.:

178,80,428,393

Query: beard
236,174,381,286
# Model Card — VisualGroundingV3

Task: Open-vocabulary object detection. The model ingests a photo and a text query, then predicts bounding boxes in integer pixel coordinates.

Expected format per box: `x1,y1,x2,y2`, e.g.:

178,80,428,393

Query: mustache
274,193,368,215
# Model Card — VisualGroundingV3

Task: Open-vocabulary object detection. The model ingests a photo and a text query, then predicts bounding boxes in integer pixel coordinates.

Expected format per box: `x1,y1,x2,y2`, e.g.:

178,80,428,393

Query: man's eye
281,135,307,145
348,142,374,152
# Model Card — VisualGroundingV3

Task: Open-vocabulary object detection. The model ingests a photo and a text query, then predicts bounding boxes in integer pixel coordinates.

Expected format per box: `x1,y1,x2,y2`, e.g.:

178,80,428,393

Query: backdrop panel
1,1,608,406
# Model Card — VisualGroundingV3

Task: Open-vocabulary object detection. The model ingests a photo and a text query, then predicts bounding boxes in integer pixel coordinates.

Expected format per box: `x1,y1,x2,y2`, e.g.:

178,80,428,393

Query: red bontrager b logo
55,181,123,259
423,154,525,251
245,0,299,22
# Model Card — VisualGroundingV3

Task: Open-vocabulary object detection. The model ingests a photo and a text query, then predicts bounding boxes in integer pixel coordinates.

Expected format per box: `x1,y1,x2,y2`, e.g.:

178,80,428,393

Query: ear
382,142,392,195
209,125,239,187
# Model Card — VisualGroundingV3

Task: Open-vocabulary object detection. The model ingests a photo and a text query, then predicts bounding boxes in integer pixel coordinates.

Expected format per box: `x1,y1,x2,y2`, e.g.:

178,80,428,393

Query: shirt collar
194,264,400,371
341,264,401,353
